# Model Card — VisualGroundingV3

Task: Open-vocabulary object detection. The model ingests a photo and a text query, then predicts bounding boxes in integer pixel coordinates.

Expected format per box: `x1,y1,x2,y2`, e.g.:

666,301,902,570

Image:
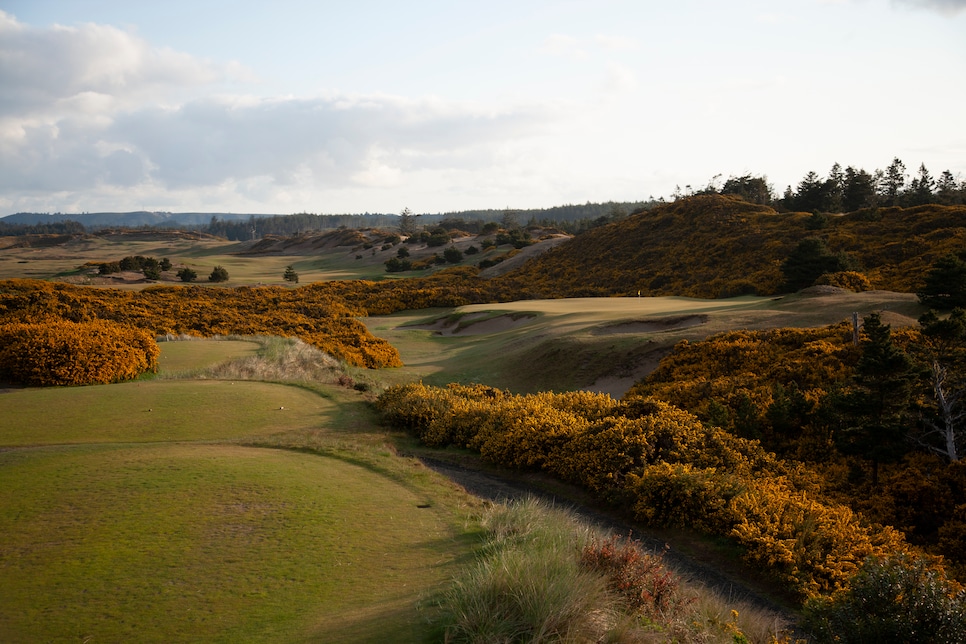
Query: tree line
695,157,966,213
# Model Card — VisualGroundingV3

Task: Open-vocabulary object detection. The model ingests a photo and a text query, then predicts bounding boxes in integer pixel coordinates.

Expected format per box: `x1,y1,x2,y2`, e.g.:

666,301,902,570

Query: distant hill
496,194,966,298
1,211,266,229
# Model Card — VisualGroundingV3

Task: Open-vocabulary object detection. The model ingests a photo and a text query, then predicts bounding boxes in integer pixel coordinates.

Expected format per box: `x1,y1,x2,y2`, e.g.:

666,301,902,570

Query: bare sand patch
593,314,709,335
409,312,537,336
582,345,672,399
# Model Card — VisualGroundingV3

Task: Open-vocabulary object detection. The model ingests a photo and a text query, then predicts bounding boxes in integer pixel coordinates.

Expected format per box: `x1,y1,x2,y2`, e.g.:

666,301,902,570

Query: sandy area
411,312,537,336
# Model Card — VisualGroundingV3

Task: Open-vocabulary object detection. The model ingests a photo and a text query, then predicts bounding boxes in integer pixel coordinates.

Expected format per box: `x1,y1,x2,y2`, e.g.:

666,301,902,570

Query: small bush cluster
0,319,159,386
803,555,966,643
579,535,683,616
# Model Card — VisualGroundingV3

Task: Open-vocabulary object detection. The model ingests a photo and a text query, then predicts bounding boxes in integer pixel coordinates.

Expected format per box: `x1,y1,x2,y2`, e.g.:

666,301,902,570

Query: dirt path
417,455,805,634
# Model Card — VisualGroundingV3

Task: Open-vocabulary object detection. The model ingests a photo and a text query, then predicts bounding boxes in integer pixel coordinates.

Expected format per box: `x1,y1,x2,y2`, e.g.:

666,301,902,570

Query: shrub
802,555,966,643
816,271,872,292
208,266,229,282
176,267,197,282
384,257,412,272
0,319,159,386
443,246,463,264
579,534,686,616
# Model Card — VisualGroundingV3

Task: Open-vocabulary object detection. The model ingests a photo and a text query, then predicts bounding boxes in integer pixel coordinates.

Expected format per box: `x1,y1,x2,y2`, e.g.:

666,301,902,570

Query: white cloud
892,0,966,14
0,10,552,211
593,34,639,51
539,33,588,59
0,10,232,118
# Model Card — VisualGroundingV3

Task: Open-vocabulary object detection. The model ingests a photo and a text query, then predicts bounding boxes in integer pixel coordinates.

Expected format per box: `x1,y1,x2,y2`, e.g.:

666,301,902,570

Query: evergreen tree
398,207,416,236
937,170,963,205
834,313,916,485
880,157,907,206
824,163,845,213
842,166,876,212
780,237,852,292
283,265,299,283
906,163,936,206
918,253,966,310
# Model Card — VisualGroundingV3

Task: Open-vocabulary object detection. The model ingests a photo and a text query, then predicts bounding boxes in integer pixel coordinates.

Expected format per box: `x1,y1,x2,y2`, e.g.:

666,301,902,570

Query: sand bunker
593,314,708,335
410,312,536,336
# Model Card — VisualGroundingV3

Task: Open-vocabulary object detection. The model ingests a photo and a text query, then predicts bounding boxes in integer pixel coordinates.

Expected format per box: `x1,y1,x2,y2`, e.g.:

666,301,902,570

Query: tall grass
160,335,344,383
431,497,796,643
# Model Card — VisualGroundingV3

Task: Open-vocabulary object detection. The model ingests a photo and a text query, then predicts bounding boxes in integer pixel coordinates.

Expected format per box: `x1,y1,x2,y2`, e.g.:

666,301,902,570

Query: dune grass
0,442,476,643
431,497,794,643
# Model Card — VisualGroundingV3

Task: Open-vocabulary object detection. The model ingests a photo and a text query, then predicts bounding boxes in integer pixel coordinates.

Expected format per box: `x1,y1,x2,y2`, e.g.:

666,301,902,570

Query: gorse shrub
0,319,159,386
378,383,921,600
0,279,402,369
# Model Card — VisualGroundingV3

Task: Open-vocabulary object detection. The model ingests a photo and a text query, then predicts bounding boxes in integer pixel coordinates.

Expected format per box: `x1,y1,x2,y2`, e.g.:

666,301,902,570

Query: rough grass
431,498,794,643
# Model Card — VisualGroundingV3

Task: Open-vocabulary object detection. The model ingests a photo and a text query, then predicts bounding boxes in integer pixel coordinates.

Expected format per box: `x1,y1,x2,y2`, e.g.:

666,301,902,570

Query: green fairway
364,290,923,395
0,380,333,446
156,338,261,373
0,443,472,643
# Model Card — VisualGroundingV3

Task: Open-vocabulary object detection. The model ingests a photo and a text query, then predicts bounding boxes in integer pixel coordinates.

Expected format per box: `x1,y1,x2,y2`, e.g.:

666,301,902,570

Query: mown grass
0,379,333,446
0,338,486,643
365,291,921,395
0,443,476,643
156,337,260,373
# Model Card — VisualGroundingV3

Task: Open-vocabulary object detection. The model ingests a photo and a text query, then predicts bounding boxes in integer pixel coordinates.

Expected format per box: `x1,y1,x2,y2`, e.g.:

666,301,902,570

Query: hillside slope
496,194,966,298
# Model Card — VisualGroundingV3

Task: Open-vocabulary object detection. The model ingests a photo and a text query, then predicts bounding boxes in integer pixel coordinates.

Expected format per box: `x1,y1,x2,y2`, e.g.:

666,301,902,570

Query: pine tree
834,313,916,485
918,254,966,310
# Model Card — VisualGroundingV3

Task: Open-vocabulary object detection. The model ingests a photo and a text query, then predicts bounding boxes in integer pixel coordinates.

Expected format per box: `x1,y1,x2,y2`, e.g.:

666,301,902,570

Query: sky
1,0,965,216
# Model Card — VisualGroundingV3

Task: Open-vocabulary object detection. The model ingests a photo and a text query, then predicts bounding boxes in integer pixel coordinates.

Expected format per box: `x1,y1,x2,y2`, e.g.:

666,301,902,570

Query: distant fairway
0,443,470,643
366,290,923,395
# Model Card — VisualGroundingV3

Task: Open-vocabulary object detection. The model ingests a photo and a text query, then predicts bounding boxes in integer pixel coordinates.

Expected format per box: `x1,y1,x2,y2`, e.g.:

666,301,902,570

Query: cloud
0,10,549,208
891,0,966,14
0,10,233,119
105,94,547,190
539,33,588,59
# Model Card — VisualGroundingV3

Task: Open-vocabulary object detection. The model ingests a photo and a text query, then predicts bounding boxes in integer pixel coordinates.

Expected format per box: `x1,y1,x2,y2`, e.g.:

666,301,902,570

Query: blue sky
1,0,964,215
